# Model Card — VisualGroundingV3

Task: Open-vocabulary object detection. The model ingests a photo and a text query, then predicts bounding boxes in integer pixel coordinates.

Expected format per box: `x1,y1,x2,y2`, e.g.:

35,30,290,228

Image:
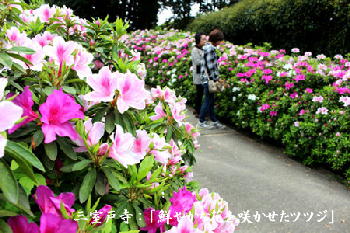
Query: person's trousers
199,83,217,123
194,84,204,115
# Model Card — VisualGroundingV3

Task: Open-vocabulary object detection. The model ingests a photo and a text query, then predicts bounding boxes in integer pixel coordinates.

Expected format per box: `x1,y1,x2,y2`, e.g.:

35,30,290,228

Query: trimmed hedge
188,0,350,56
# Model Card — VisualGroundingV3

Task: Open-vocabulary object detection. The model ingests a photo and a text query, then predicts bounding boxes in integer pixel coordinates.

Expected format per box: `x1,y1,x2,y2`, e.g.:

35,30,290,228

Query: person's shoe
197,121,215,129
212,121,226,129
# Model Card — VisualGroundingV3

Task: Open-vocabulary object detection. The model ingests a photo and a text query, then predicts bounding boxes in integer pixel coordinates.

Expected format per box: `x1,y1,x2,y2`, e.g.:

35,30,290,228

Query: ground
187,108,350,233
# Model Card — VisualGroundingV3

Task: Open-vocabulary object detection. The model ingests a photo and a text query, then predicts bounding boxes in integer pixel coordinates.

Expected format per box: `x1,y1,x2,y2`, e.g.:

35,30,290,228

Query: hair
195,33,203,46
209,29,224,43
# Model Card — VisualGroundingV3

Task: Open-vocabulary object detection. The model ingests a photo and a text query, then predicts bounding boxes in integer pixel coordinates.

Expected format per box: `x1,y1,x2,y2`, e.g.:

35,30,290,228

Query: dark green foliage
188,0,350,56
47,0,159,30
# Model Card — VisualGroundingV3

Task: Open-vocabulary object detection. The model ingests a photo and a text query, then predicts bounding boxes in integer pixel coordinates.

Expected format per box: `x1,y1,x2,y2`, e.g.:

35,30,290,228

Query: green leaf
102,167,120,191
60,201,70,219
137,155,154,181
0,210,18,217
33,130,44,147
63,86,77,94
0,52,13,67
5,140,45,171
0,161,18,204
7,52,33,65
95,173,107,195
0,219,13,233
19,177,35,195
105,111,116,133
72,160,92,171
166,125,173,142
11,160,19,170
44,142,57,160
9,46,35,54
133,202,145,227
15,186,33,216
57,138,77,160
79,168,97,203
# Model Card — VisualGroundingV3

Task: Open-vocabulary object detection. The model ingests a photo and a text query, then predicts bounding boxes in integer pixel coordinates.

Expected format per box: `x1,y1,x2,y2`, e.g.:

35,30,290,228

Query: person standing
198,29,225,129
191,33,207,117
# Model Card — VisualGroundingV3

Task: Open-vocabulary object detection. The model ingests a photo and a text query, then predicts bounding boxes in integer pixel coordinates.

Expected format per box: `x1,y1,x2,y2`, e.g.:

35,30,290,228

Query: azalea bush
123,29,350,182
0,1,239,232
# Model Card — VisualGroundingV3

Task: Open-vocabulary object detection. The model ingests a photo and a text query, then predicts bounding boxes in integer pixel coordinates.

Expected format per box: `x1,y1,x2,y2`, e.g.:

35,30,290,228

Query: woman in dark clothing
191,33,207,117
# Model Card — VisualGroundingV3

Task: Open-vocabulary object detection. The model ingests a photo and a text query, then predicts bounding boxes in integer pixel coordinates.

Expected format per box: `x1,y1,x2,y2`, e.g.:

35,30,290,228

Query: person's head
209,29,224,46
195,33,207,48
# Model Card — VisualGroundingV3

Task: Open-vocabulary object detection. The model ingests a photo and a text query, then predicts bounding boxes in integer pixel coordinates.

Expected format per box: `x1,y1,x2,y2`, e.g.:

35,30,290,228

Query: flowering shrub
0,1,239,232
123,29,350,182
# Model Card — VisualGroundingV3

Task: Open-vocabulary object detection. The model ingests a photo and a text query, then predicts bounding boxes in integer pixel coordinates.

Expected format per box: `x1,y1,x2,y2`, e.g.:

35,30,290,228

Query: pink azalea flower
166,216,201,233
39,213,77,233
44,36,76,67
36,4,56,23
72,46,93,79
305,88,313,93
169,187,197,226
20,41,45,71
150,102,167,121
290,92,298,99
312,96,324,103
133,130,151,156
299,109,306,115
294,74,305,82
34,31,55,47
109,125,144,167
263,69,272,74
7,215,39,233
316,107,328,115
115,71,148,113
39,89,84,143
8,86,39,133
151,87,176,103
262,75,273,84
140,208,166,233
6,27,27,46
284,82,294,90
90,205,112,227
170,101,186,123
33,185,75,217
269,111,278,116
340,96,350,106
84,66,118,102
150,133,170,164
74,118,105,152
0,101,23,158
259,104,270,112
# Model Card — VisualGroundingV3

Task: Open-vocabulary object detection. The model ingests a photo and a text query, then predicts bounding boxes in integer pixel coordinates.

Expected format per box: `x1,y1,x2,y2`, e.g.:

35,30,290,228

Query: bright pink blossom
90,205,112,227
7,216,40,233
140,208,166,233
169,187,197,226
39,213,77,233
8,86,38,133
33,185,75,217
39,89,84,143
259,104,270,112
